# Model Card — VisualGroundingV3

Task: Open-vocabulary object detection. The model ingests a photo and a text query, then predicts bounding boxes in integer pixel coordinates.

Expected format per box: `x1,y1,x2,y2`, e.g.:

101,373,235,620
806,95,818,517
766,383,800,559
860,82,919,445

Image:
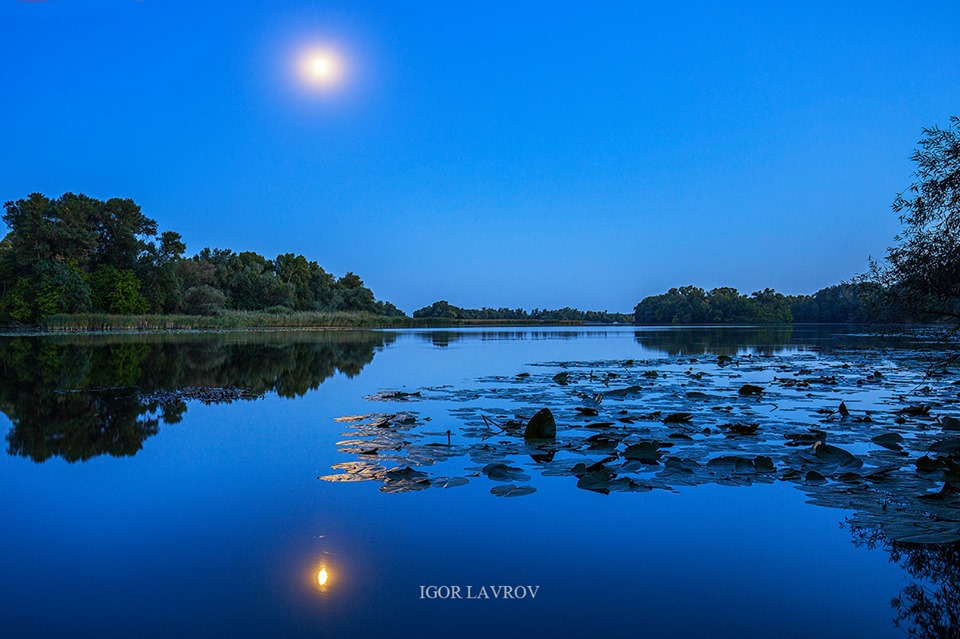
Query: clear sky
2,1,958,313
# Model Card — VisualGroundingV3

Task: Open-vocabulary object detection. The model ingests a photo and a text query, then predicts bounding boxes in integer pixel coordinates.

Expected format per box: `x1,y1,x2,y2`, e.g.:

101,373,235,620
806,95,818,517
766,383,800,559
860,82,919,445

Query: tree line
634,115,959,329
2,115,956,329
632,282,885,325
412,300,633,323
0,192,403,323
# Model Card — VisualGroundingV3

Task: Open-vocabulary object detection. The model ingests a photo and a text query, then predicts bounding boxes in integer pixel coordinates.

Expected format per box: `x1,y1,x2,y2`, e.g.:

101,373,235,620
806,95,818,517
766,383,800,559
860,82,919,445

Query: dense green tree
184,285,227,315
1,192,405,322
35,260,91,316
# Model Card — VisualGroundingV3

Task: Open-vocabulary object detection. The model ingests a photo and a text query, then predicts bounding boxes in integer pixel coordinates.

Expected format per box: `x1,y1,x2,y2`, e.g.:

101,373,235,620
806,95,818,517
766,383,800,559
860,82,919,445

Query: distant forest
412,301,633,323
631,283,884,325
413,282,886,325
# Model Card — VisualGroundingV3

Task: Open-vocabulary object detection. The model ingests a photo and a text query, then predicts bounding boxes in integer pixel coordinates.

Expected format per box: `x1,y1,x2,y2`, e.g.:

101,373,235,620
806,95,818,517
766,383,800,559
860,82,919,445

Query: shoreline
0,312,615,336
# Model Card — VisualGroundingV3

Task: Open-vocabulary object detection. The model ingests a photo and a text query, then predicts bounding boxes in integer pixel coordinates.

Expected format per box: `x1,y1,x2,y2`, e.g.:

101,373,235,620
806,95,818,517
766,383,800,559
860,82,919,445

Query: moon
299,48,343,88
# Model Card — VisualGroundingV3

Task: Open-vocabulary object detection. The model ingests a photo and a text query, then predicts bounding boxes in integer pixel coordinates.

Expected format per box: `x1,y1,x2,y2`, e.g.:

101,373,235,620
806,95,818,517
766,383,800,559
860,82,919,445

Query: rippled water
1,326,957,638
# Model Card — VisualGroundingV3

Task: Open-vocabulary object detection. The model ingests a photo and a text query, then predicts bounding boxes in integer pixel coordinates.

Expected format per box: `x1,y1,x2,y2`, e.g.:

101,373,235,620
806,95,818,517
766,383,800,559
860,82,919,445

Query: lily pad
871,432,904,450
490,484,536,497
481,463,531,482
622,441,661,463
738,384,764,395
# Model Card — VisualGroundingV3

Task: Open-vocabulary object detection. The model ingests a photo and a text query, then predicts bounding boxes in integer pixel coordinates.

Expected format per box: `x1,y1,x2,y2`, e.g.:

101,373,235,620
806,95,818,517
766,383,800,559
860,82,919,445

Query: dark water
1,327,957,638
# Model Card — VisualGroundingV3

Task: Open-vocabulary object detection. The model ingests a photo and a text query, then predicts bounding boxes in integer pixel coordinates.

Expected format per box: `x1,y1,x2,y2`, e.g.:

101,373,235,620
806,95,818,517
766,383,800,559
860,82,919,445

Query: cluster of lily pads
319,346,960,543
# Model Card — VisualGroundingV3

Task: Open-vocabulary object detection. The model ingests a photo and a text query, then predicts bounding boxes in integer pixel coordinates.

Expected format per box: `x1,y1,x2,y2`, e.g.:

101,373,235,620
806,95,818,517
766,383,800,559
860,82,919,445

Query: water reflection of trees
0,331,395,463
850,526,960,639
631,325,910,356
414,329,602,347
632,326,798,356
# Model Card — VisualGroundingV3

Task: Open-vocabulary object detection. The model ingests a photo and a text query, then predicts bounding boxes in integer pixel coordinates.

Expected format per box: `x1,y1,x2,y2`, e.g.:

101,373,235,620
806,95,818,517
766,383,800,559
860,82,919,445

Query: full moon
311,56,332,77
298,48,344,88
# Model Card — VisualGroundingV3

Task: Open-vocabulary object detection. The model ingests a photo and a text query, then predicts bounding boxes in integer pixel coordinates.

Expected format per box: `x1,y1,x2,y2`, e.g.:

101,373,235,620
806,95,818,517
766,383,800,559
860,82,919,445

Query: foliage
634,285,794,324
0,192,404,324
872,116,960,326
413,300,632,323
183,285,226,316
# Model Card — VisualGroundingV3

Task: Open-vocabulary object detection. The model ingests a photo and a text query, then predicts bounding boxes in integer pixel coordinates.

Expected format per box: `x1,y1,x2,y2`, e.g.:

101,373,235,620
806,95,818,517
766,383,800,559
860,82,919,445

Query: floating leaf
431,476,469,489
577,469,614,494
490,484,537,497
369,390,422,401
942,416,960,431
605,385,643,398
720,423,759,436
813,443,863,470
663,412,693,424
871,432,904,450
482,463,531,482
929,437,960,454
738,384,764,395
622,441,661,463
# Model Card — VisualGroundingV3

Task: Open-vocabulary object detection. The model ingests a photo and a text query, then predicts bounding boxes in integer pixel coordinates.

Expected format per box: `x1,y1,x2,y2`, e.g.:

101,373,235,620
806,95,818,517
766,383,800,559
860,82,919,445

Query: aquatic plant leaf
481,463,530,482
490,484,536,497
755,455,776,473
607,477,653,492
379,479,431,493
524,408,557,440
604,385,643,398
838,401,850,417
929,437,960,454
720,423,759,436
552,372,570,385
663,412,692,424
385,466,428,480
942,416,960,430
318,473,367,483
738,384,764,395
577,469,614,494
871,432,904,450
368,390,422,401
813,444,863,469
622,441,661,463
431,476,469,489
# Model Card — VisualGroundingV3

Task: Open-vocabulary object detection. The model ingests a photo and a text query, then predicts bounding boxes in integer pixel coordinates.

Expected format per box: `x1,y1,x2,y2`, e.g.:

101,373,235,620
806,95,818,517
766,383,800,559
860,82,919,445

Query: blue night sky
2,1,959,313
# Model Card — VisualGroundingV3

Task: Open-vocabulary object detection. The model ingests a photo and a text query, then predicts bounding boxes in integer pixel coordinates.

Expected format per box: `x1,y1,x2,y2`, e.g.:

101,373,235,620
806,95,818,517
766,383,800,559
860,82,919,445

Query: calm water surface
1,327,957,638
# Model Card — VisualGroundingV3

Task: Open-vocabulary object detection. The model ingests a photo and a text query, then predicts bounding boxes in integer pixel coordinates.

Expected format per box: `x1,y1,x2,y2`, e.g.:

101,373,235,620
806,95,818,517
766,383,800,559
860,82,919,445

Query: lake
1,326,958,638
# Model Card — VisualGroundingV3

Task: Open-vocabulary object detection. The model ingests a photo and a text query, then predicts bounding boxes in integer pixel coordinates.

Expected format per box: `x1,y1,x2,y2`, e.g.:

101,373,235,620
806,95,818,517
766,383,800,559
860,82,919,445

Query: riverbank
0,312,602,334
